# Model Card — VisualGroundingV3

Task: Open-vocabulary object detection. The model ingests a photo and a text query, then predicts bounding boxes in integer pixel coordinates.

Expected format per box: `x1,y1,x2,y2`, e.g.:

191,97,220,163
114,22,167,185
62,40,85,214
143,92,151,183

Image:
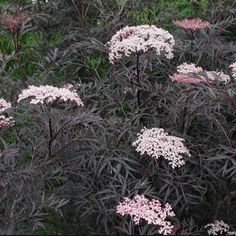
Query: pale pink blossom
107,25,175,64
0,98,11,112
204,220,236,235
171,63,206,84
205,71,230,83
116,194,175,235
0,115,14,128
230,61,236,79
62,83,74,90
132,128,190,169
170,63,230,85
173,18,210,32
17,85,84,107
177,63,203,74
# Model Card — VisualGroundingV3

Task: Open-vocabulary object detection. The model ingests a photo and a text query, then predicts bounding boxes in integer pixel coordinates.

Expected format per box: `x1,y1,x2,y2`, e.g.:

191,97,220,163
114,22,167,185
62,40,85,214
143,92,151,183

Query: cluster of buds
0,13,29,34
173,18,210,35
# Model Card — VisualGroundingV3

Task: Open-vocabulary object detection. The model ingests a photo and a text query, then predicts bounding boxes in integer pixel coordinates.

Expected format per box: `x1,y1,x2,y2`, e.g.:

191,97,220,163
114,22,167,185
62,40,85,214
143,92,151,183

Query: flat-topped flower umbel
170,62,230,84
116,194,175,235
1,13,28,33
0,98,11,112
205,71,230,83
107,25,175,64
0,115,14,128
205,220,236,235
132,127,190,169
230,61,236,79
17,85,84,158
0,98,14,128
173,18,210,33
170,63,206,84
177,63,203,74
17,85,84,107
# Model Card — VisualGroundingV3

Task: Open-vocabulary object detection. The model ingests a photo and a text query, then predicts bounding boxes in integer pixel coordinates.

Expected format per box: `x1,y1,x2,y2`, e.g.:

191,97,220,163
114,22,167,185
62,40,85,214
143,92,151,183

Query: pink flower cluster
17,85,84,107
1,13,28,33
132,127,190,169
170,62,230,84
0,98,14,128
170,73,207,84
230,61,236,79
0,115,14,128
173,18,211,32
116,194,175,235
205,71,230,83
205,220,236,235
0,98,11,112
107,25,175,64
177,63,203,74
171,63,206,84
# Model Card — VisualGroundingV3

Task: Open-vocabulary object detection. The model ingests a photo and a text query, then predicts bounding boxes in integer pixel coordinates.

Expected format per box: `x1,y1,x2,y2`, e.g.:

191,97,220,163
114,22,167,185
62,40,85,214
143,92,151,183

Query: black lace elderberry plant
173,18,211,61
107,25,175,109
17,84,84,158
0,13,29,53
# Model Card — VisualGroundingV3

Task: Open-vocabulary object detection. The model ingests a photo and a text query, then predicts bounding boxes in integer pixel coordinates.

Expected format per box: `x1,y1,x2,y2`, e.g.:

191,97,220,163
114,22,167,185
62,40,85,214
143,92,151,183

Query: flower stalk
136,53,141,107
48,116,53,158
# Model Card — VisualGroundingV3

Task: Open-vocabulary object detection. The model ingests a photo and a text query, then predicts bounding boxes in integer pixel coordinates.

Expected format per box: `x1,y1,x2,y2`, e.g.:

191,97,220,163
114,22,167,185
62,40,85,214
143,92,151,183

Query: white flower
0,98,11,112
18,85,84,107
132,127,190,169
205,220,233,235
177,63,203,74
107,25,175,64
